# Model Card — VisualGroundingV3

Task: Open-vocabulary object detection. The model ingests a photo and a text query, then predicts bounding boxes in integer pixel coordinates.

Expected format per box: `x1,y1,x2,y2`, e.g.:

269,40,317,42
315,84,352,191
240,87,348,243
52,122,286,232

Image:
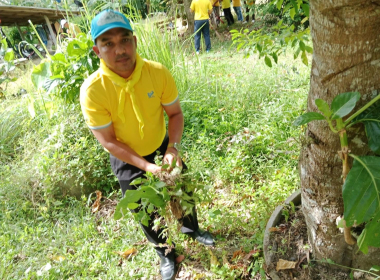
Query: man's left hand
164,147,182,171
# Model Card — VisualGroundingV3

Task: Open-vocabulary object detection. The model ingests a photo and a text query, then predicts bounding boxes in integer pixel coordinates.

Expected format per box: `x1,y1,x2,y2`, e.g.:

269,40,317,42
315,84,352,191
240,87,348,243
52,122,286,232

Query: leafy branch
114,155,209,243
294,91,380,251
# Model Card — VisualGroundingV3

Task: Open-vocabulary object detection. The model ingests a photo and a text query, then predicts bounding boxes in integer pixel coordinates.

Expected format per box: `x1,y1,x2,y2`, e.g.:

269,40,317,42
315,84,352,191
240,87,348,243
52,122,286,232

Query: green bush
26,104,117,198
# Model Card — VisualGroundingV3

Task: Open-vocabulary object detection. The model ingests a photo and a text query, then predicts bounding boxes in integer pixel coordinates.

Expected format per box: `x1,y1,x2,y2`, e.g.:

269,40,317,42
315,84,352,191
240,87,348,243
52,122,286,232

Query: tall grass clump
0,98,30,165
134,21,196,95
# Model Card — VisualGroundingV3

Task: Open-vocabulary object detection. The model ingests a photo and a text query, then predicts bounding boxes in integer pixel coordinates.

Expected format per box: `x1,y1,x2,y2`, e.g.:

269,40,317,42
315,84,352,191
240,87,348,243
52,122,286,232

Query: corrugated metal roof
0,5,81,26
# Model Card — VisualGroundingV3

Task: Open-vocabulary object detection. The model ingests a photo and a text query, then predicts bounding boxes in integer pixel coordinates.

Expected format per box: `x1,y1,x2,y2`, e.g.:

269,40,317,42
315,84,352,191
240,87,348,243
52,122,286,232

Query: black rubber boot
155,248,177,280
189,229,215,246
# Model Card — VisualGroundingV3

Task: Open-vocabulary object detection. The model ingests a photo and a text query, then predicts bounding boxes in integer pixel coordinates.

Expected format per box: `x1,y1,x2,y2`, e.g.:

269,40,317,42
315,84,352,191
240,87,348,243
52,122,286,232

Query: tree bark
183,0,194,35
300,0,380,273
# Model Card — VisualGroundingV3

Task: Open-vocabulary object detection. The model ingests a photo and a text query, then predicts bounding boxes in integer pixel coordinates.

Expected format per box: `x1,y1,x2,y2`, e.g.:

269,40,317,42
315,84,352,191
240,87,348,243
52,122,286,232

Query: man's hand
146,163,162,175
163,147,182,171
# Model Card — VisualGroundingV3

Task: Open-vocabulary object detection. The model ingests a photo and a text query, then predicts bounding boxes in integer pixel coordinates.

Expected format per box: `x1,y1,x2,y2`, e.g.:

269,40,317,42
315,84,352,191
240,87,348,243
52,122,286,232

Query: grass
0,18,310,279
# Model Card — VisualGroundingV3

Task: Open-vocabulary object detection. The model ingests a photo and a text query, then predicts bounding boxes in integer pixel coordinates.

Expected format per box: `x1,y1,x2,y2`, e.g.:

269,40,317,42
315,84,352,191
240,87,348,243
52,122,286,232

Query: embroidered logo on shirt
147,91,155,98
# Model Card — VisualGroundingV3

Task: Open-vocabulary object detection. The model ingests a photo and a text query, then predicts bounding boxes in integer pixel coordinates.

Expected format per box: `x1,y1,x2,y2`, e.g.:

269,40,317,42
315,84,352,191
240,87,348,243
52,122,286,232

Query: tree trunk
146,0,150,15
300,0,380,274
183,0,194,35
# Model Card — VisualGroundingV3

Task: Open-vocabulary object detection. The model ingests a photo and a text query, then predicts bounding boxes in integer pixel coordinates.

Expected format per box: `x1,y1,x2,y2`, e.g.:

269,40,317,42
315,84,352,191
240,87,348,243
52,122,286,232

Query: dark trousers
194,19,211,52
244,1,255,22
223,8,234,25
110,135,199,247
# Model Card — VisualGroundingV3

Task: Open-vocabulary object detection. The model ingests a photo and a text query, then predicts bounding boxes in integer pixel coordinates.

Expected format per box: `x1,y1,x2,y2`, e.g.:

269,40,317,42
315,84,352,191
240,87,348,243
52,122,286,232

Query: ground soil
265,207,355,280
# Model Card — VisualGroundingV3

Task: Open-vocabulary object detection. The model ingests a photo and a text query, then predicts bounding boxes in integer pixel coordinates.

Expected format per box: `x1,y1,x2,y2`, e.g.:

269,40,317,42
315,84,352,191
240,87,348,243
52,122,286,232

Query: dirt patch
266,206,312,279
265,206,361,280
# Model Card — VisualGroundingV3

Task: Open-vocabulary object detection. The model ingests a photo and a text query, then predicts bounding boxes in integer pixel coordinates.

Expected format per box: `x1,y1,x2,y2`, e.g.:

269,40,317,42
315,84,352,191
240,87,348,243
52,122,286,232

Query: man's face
93,28,137,79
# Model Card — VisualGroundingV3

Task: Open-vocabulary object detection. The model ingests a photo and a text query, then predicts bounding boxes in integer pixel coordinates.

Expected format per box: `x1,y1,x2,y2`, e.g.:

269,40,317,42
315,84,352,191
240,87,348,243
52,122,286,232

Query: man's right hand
146,163,162,175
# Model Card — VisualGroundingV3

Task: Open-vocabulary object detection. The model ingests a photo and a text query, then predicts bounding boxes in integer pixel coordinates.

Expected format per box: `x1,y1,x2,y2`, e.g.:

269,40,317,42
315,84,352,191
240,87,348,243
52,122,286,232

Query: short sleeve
160,65,179,106
80,85,112,130
208,1,212,9
190,1,195,10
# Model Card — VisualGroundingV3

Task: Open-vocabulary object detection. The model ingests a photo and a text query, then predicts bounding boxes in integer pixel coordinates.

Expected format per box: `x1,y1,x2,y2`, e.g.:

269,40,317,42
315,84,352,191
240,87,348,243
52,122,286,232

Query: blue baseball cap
91,10,133,43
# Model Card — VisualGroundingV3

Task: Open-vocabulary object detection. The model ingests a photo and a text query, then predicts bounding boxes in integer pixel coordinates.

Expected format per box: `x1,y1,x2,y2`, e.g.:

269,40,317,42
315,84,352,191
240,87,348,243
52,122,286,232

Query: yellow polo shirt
232,0,241,7
210,0,219,7
221,0,230,9
80,59,178,156
190,0,213,20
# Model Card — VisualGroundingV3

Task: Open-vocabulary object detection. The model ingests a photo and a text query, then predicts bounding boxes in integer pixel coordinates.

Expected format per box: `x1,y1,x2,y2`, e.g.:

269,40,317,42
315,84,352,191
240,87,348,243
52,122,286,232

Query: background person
244,0,255,23
232,0,244,23
211,0,221,25
190,0,213,54
60,19,81,38
80,10,214,280
221,0,234,26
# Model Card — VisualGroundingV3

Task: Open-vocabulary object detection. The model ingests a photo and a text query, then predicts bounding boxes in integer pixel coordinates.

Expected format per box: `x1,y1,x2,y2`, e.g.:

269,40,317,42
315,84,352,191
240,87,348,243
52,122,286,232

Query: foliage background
0,2,313,279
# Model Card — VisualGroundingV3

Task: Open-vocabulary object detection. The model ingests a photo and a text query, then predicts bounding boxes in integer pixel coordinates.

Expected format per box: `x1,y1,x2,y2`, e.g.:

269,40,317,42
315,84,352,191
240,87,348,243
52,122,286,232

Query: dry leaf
91,190,102,213
114,248,138,259
232,249,244,260
244,249,260,260
269,227,280,232
218,107,225,112
276,259,297,271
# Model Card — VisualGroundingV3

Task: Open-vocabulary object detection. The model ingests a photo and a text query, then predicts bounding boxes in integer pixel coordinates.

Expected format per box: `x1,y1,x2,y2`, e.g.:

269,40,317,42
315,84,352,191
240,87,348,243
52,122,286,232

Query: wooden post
43,15,56,47
15,23,26,41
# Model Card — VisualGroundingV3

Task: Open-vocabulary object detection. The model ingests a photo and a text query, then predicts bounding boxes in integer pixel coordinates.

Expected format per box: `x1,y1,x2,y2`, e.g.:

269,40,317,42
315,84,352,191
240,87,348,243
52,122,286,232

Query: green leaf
293,112,325,126
343,155,380,227
352,101,380,154
256,43,262,53
31,61,51,89
139,187,165,208
127,203,139,210
289,0,298,13
4,49,14,62
301,4,310,17
271,52,278,64
357,209,380,254
299,41,306,51
1,38,8,50
140,212,150,227
370,265,380,272
301,51,308,66
294,48,301,59
331,92,361,120
276,0,284,10
264,56,272,67
291,38,298,48
305,45,313,53
51,53,67,63
315,99,332,118
67,41,86,57
289,8,296,20
154,181,166,189
130,178,142,185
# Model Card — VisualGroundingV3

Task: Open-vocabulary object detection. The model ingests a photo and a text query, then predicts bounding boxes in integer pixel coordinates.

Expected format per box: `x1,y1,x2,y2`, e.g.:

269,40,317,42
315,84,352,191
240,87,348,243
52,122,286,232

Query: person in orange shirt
190,0,213,54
